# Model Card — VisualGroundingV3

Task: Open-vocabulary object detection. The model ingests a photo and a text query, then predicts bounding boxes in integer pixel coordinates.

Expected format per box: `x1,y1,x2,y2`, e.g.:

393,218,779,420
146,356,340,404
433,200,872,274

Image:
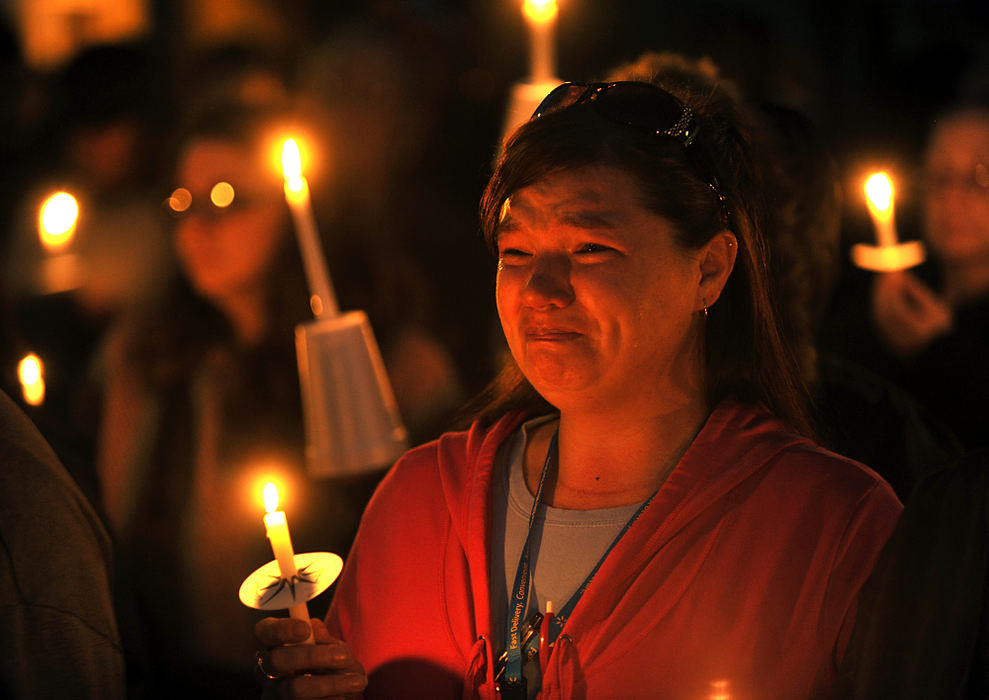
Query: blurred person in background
1,41,175,509
867,96,989,451
96,100,462,697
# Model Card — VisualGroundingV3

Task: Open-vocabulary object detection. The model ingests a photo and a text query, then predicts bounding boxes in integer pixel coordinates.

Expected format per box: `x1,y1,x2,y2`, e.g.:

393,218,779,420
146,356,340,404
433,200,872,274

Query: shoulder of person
362,412,530,523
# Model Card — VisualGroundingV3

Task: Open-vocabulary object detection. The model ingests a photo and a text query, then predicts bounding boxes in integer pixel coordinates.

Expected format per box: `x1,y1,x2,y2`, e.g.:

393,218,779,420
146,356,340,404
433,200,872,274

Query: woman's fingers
256,617,314,647
256,616,367,697
279,670,368,698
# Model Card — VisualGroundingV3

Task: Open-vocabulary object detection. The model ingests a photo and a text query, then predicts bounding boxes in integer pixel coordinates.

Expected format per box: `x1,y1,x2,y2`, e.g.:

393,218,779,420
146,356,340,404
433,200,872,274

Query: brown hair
463,52,813,436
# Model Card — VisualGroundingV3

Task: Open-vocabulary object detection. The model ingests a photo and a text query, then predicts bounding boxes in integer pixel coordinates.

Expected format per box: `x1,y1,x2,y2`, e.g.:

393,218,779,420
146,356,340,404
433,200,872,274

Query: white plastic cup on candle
498,80,563,156
295,311,408,477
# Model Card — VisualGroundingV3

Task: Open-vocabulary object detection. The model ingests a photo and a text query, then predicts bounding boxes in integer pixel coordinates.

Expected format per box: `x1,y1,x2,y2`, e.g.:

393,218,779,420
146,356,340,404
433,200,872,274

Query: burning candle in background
851,169,925,272
36,190,85,294
39,191,78,250
17,353,45,406
864,172,897,247
523,0,559,84
263,481,314,643
281,138,339,319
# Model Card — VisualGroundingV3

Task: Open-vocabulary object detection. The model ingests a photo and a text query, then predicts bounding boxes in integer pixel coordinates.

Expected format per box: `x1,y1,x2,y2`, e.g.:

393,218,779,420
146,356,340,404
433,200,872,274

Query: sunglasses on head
530,81,730,225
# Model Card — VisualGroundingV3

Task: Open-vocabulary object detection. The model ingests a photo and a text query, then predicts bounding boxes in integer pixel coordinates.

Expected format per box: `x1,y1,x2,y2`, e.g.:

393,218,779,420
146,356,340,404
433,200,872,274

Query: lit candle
523,0,558,83
864,172,897,248
39,191,78,251
37,191,85,294
263,482,314,644
281,139,339,319
851,170,925,272
17,353,45,406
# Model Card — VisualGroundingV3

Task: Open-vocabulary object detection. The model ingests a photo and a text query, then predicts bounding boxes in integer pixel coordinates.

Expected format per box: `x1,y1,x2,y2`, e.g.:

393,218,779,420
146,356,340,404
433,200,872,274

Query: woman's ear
696,231,737,310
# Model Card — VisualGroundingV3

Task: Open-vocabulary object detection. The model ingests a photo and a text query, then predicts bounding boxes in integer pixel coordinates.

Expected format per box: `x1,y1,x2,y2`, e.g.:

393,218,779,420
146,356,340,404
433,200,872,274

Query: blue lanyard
501,430,656,696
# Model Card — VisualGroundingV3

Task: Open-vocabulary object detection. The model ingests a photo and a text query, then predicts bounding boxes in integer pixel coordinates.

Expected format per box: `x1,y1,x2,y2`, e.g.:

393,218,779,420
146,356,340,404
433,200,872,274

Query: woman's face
924,111,989,264
495,165,725,412
173,138,288,305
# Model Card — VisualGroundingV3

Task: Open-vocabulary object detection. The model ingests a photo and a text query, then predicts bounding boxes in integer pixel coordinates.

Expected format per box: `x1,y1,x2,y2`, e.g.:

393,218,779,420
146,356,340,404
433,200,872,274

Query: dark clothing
0,389,124,699
899,298,989,451
111,338,382,699
820,260,989,453
813,352,964,500
839,448,989,698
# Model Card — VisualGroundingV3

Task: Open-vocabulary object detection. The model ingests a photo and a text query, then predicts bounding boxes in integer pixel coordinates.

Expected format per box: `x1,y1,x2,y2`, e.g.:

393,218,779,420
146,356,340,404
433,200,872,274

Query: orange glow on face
865,172,894,222
523,0,558,24
17,353,45,406
39,192,78,250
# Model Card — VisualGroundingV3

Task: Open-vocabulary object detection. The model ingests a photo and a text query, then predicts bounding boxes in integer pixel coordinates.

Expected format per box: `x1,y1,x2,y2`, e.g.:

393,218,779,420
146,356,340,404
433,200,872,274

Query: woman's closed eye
575,242,621,258
498,247,532,264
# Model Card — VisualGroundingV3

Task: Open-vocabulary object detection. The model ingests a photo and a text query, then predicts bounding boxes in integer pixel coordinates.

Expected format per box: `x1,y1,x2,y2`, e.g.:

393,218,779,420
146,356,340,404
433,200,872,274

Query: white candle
864,172,898,248
281,139,340,319
263,482,314,643
523,0,558,83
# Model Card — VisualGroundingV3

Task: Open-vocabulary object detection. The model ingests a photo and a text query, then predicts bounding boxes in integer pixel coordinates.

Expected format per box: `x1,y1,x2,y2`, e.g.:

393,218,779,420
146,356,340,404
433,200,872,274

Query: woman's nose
521,254,574,308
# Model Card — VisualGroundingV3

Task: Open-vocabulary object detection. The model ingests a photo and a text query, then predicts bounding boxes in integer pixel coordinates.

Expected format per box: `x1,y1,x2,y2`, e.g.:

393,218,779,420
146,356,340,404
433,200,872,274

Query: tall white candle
281,139,340,319
864,172,898,248
263,482,314,644
523,0,558,83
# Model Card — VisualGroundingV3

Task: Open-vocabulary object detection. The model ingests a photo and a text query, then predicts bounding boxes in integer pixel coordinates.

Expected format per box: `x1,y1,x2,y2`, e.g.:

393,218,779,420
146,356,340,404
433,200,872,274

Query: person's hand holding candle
254,617,367,696
871,270,953,360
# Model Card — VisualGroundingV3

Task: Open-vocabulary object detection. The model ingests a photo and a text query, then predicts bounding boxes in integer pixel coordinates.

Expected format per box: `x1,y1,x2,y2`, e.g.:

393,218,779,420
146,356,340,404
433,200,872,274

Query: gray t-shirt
489,415,644,679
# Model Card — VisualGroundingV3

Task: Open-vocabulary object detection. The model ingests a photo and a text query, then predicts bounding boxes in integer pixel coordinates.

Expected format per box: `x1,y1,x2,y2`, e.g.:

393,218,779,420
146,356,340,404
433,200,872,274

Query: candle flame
281,139,305,192
39,192,79,250
865,172,894,221
523,0,558,23
264,481,279,513
17,353,45,406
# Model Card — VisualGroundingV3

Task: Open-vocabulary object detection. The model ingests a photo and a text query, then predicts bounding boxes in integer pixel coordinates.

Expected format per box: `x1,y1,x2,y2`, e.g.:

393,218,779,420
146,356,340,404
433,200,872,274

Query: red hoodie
326,400,902,699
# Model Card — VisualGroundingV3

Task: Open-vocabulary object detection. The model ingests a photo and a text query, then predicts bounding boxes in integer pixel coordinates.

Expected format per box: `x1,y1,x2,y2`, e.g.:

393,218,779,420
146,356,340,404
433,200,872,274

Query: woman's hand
871,270,953,360
255,617,367,699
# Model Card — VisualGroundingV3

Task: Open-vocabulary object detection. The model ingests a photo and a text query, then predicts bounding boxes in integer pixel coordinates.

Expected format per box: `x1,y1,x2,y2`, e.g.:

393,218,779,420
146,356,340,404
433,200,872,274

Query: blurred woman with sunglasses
255,53,901,699
96,101,462,696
